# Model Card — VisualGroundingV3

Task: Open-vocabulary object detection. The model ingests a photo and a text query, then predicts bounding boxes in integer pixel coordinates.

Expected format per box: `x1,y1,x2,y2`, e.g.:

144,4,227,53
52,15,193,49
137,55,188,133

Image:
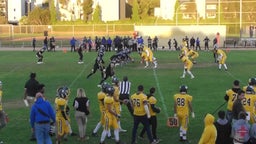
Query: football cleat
119,129,127,133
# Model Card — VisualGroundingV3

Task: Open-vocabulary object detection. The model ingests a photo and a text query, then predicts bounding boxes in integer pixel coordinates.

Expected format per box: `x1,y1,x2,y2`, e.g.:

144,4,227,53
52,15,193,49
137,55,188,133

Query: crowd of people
1,32,252,144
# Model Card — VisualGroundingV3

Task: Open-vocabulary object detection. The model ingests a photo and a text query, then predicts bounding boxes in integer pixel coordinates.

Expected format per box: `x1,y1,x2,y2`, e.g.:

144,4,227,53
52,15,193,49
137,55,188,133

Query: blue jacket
30,97,56,128
70,38,76,46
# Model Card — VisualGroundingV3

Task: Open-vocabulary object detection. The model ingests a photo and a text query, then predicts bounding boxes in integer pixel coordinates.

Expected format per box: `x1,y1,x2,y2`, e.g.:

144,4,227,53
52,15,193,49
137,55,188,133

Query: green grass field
0,49,256,144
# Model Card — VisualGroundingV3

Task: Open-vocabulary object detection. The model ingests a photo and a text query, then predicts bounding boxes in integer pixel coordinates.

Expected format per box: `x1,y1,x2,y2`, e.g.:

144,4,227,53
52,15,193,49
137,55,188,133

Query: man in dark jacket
214,110,232,144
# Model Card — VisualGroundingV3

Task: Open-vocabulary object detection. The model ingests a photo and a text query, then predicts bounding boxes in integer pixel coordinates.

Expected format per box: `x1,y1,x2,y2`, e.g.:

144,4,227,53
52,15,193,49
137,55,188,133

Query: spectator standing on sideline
173,39,178,51
147,36,152,49
24,72,40,141
30,84,56,144
198,113,217,144
214,110,232,144
43,37,48,51
250,123,256,143
168,39,171,50
173,85,195,141
195,37,201,51
87,37,93,52
70,37,77,52
190,37,195,50
203,36,210,51
184,36,189,48
232,90,246,123
139,87,161,143
49,36,56,52
32,38,36,52
231,112,251,144
73,88,90,141
119,76,133,115
130,85,156,144
224,80,241,123
24,73,40,108
152,36,158,51
107,37,112,52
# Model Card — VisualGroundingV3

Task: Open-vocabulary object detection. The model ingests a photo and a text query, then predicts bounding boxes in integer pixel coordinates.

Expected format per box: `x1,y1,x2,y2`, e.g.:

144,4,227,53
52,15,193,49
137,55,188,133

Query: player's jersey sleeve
104,96,114,114
113,86,120,102
55,98,67,117
98,92,106,111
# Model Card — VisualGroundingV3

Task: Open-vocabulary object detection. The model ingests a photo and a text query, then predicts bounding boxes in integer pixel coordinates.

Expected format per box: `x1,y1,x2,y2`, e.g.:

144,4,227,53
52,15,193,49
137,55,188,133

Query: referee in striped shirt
119,76,133,115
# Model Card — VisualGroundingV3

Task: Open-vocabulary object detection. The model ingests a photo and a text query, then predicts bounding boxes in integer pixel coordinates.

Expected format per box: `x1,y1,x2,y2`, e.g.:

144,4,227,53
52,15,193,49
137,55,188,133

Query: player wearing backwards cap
242,86,256,124
224,80,241,123
173,85,195,142
99,86,123,144
179,54,195,79
55,86,71,144
214,49,228,70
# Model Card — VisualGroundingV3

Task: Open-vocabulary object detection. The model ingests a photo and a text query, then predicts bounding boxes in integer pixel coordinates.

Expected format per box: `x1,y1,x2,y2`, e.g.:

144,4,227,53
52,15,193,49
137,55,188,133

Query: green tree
82,0,93,22
132,0,140,22
49,0,57,24
27,7,50,25
92,4,102,23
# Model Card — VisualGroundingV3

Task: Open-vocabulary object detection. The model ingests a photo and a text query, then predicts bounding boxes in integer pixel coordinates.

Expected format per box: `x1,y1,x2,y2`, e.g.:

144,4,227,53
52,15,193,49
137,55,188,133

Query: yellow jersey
217,49,227,58
188,49,199,58
104,96,115,115
174,93,192,115
226,89,238,111
131,92,147,116
55,97,67,118
113,86,120,104
242,93,256,123
148,96,157,116
97,91,107,112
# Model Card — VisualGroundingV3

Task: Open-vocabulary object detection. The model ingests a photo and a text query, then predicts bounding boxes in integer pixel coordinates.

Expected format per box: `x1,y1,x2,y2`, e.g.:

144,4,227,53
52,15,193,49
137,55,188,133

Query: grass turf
0,49,255,144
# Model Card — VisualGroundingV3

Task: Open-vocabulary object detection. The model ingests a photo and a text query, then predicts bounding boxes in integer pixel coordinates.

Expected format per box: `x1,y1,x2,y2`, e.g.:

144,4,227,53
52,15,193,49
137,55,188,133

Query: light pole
218,0,220,25
239,0,242,38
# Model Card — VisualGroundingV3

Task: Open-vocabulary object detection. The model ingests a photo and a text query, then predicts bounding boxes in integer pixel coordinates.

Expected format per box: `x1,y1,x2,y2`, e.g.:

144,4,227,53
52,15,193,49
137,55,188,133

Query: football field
0,48,256,144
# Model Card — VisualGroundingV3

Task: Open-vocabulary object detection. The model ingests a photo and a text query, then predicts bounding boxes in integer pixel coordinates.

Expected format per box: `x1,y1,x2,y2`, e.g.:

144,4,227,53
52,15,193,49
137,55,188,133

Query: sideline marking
68,54,93,88
153,69,169,119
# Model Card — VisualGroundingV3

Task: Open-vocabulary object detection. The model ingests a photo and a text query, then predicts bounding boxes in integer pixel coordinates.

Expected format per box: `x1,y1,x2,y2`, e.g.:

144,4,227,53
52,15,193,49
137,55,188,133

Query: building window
14,8,16,11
